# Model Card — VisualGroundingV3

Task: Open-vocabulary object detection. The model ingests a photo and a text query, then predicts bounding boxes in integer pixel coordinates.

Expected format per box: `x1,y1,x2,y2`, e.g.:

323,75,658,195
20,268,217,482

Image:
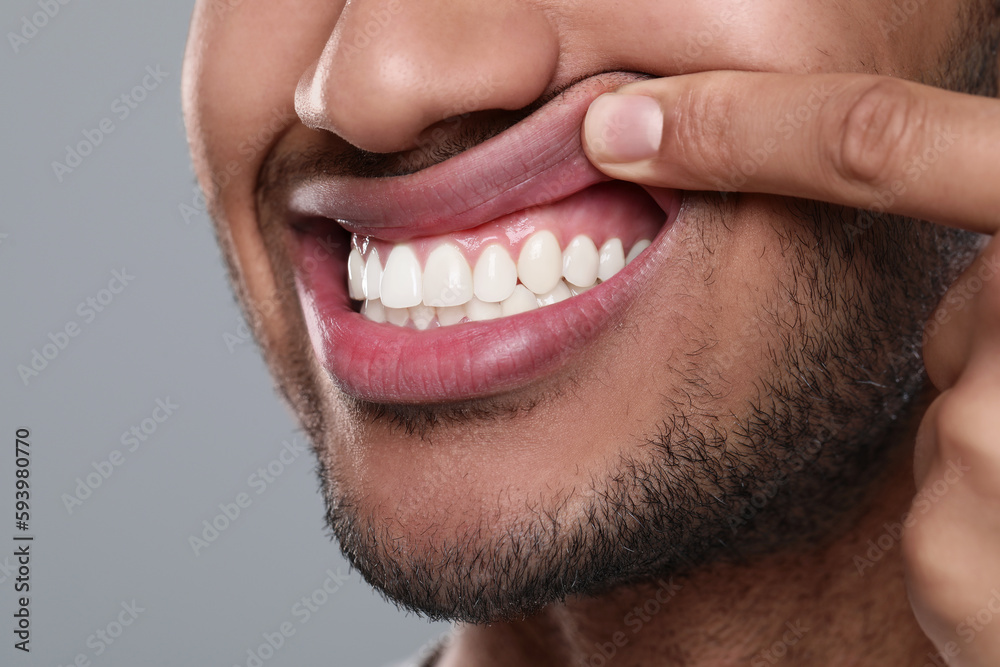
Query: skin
182,0,1000,664
582,69,1000,665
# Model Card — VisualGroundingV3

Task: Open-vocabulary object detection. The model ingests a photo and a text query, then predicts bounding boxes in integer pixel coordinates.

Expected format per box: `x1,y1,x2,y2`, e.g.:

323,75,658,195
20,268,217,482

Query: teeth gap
351,234,652,327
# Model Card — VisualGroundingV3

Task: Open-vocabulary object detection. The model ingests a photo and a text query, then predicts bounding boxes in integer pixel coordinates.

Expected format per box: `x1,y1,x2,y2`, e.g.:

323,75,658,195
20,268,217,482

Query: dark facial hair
234,4,998,624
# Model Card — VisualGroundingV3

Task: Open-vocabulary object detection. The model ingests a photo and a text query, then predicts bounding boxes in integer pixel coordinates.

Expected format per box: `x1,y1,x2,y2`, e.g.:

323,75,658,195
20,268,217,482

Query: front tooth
473,244,517,302
500,284,538,316
408,304,436,330
437,305,466,327
384,307,409,327
362,248,383,300
380,245,422,309
423,243,473,307
535,280,572,306
361,299,386,323
562,235,599,288
348,249,365,300
465,297,502,321
626,239,651,264
517,231,562,294
597,238,625,281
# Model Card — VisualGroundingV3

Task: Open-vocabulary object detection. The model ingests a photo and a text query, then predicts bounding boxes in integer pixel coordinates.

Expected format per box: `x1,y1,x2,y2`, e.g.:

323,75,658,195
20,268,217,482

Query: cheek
568,0,959,78
185,0,339,189
629,196,812,392
183,0,345,346
879,0,971,78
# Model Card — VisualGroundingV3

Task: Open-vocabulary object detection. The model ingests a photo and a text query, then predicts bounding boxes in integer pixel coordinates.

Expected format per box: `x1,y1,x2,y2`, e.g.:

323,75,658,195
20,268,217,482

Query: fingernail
584,93,663,164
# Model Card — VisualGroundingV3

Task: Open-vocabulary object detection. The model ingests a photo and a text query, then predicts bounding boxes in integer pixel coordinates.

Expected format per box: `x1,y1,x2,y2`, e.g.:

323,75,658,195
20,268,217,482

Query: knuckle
902,525,974,618
827,78,925,190
934,387,998,467
669,78,738,182
970,250,1000,321
903,465,977,604
935,390,975,449
901,516,941,582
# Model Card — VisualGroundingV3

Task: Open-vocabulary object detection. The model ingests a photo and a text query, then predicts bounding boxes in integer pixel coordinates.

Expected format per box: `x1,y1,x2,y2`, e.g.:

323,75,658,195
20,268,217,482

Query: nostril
290,0,560,155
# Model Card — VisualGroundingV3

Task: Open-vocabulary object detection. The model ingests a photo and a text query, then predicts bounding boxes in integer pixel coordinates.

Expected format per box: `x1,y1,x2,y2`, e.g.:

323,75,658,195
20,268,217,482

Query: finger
922,236,1000,390
912,394,940,488
582,71,1000,235
905,362,1000,663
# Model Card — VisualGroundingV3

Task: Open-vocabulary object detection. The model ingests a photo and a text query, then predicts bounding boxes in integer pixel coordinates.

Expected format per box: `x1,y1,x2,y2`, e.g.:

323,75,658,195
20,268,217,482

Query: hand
581,71,1000,665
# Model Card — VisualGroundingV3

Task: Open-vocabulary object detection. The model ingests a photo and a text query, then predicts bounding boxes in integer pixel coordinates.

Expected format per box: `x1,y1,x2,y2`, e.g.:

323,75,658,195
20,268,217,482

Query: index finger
582,71,1000,235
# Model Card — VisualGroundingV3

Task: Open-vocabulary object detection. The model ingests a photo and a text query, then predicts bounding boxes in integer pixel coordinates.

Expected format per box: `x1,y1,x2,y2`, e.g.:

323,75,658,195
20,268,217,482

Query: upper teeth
473,244,517,303
349,232,652,328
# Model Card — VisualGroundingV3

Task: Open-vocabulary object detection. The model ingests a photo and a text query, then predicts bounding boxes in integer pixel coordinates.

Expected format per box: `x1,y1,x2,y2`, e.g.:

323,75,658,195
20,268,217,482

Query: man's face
183,0,990,622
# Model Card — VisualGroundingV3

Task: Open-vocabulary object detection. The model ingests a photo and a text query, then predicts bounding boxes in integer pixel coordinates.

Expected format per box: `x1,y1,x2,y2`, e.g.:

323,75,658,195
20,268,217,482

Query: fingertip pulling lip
285,72,652,242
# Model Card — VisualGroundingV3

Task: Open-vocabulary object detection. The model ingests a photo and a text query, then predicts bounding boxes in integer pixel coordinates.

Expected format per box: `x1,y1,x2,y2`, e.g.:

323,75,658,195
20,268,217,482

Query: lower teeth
352,234,652,328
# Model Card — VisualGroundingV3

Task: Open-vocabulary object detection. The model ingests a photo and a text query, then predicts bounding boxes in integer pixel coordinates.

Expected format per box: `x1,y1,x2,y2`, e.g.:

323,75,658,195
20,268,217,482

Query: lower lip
291,185,682,403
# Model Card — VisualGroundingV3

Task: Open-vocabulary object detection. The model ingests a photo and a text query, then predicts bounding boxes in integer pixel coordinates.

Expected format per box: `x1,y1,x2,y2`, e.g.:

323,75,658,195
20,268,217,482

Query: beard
227,4,998,625
316,198,979,624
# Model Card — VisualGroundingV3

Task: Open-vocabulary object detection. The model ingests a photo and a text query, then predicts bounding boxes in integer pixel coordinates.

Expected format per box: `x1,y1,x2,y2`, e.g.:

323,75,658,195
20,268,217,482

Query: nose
295,0,559,154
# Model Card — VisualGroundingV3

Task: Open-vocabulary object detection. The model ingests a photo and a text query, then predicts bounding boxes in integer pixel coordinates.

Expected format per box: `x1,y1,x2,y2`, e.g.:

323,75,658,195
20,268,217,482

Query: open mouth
283,73,683,403
345,181,662,328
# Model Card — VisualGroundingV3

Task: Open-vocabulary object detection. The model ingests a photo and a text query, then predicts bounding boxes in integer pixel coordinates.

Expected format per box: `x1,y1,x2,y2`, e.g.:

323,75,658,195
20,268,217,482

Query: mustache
254,70,645,198
257,108,520,194
257,89,546,201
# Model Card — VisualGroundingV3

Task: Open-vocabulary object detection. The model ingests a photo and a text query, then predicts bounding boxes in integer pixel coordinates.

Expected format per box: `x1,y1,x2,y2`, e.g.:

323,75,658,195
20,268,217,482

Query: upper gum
352,181,664,265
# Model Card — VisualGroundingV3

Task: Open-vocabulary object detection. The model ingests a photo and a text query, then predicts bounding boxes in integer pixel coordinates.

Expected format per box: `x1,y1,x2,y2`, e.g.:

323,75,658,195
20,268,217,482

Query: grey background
1,1,448,664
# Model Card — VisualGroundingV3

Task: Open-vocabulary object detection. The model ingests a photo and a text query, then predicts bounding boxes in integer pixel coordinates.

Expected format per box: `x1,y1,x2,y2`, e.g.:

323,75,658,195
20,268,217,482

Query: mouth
284,73,683,403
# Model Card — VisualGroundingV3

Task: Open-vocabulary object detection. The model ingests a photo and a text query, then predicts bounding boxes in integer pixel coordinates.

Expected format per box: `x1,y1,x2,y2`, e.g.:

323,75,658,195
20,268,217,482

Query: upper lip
286,72,648,242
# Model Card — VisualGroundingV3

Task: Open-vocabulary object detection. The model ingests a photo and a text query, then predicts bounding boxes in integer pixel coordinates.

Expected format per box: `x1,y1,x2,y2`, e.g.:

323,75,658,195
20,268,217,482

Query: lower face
185,0,992,623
